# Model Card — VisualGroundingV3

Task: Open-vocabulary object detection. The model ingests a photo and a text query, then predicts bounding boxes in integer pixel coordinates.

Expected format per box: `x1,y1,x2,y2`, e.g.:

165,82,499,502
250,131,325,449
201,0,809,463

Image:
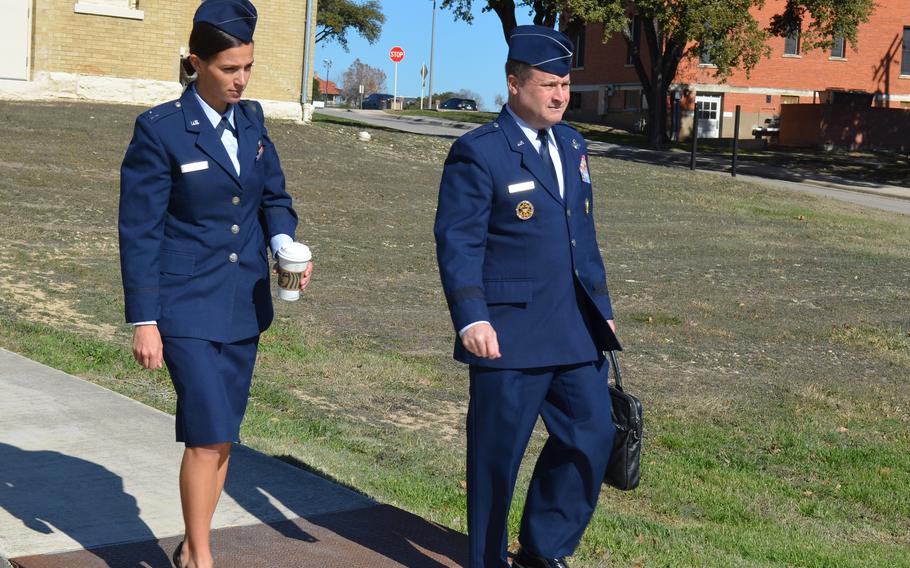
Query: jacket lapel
497,111,563,206
182,89,241,187
235,103,258,183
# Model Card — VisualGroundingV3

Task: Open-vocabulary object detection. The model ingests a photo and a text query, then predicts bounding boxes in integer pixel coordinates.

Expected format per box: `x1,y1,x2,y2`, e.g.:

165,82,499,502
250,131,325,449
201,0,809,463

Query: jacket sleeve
434,137,493,332
118,117,171,324
255,101,298,241
581,139,615,321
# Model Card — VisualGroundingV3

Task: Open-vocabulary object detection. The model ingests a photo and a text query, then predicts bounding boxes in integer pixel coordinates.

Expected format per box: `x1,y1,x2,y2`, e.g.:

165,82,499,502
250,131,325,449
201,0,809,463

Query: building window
784,22,801,56
626,16,641,66
901,101,910,109
623,90,640,111
781,95,800,105
699,45,714,66
903,27,910,75
830,36,846,58
571,27,586,69
74,0,143,20
569,92,582,110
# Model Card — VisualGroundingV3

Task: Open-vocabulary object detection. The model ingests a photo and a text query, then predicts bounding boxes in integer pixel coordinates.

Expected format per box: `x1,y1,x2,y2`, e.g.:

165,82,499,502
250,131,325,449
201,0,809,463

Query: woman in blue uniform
117,2,311,566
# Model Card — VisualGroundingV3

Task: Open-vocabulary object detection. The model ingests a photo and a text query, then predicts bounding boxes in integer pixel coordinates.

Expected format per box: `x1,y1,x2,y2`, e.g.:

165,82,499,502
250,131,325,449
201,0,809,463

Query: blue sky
314,1,540,111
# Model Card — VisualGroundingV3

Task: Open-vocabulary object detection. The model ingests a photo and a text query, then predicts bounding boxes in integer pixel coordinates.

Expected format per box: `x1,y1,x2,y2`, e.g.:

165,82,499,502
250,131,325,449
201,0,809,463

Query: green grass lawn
1,101,908,567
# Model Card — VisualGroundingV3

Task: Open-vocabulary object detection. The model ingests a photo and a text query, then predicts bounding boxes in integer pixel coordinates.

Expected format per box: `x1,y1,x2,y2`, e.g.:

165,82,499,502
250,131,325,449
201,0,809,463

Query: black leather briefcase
604,351,642,491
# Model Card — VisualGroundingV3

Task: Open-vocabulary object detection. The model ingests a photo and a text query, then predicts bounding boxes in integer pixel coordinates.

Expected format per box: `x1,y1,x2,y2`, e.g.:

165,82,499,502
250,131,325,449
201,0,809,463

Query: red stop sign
389,46,405,63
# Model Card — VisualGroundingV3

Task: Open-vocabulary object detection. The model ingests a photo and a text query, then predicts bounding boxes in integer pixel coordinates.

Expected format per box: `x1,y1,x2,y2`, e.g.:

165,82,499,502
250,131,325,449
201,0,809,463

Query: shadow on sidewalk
224,449,467,567
0,443,172,567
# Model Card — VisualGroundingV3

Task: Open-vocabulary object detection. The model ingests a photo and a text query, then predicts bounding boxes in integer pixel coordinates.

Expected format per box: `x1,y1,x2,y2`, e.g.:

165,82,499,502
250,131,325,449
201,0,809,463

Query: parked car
361,93,394,109
440,97,478,111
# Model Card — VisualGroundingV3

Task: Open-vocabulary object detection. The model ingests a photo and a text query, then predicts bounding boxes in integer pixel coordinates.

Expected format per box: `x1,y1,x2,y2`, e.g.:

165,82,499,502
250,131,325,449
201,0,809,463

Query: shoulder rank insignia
572,139,580,150
585,198,590,215
516,200,534,220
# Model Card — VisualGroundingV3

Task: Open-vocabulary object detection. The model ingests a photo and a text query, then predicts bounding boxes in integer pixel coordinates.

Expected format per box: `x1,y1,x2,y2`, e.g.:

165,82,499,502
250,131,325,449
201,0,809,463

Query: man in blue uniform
434,25,621,568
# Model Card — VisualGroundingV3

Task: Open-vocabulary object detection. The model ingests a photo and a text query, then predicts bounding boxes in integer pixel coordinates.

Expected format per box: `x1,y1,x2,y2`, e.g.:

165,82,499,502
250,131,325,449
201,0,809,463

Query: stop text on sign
389,46,405,63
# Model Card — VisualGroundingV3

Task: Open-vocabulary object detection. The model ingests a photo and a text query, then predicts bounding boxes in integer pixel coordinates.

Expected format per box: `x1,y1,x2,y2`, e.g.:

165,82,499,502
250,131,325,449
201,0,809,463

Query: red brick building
567,0,910,141
316,76,342,105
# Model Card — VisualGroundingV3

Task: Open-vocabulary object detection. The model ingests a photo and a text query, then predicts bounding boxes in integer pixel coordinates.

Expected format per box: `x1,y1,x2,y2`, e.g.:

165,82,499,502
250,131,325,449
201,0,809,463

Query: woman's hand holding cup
275,242,313,301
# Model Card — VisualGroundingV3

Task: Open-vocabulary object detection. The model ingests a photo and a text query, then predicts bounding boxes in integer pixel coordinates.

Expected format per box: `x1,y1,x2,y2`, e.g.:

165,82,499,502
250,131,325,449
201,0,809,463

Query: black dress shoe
172,540,185,568
512,548,570,568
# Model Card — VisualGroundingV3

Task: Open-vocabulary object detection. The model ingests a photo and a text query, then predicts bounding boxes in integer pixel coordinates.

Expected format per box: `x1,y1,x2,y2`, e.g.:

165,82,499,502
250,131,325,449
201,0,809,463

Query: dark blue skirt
162,335,260,447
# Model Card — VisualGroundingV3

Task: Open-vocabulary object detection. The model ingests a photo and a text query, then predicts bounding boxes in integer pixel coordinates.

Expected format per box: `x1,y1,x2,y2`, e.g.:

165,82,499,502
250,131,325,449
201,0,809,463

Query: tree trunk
489,0,518,43
645,81,665,148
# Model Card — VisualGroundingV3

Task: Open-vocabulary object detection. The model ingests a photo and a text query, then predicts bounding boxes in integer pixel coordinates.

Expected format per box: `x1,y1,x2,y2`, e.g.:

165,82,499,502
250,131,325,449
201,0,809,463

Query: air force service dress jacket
119,87,298,344
435,107,621,369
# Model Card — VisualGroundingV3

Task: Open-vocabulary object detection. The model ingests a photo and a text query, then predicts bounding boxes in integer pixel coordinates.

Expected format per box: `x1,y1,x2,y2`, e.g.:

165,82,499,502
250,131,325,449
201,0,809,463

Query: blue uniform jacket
119,87,297,343
434,108,620,369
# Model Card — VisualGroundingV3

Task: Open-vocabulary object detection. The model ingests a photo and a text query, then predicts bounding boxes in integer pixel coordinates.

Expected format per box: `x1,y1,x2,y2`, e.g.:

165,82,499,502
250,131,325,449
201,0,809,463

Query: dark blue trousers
467,360,615,568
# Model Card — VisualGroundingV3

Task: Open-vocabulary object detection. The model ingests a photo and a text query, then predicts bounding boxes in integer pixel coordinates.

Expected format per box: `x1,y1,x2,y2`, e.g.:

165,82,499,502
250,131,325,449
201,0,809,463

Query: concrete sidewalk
0,348,466,567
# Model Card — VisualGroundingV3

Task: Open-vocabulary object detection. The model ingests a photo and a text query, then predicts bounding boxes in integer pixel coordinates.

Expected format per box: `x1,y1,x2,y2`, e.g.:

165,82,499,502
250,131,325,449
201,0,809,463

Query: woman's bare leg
178,443,232,568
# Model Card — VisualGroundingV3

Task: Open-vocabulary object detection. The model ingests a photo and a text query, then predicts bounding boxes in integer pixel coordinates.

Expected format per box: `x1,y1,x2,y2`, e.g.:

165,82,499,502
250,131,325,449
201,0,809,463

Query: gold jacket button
228,253,238,263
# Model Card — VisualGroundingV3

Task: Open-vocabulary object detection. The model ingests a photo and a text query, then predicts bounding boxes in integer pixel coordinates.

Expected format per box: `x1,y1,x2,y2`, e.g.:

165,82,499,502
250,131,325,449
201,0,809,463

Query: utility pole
428,0,437,109
323,58,332,104
300,0,318,122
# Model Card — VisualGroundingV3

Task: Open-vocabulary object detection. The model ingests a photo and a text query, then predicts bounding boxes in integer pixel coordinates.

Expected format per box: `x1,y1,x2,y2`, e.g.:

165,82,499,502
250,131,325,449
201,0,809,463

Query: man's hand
608,319,616,333
133,325,163,370
462,323,501,360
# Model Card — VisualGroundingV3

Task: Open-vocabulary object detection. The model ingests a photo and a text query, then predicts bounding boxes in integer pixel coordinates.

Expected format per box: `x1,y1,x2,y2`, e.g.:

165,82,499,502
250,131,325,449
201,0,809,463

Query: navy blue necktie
216,115,237,139
537,128,557,184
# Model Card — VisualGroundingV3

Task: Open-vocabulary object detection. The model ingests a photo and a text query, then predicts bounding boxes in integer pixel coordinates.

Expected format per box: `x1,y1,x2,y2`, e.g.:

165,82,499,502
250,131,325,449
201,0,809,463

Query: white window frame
74,1,144,21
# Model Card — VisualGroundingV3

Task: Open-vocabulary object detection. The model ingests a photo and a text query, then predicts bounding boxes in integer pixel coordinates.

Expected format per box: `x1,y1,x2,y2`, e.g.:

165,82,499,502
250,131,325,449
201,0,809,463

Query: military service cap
194,0,258,43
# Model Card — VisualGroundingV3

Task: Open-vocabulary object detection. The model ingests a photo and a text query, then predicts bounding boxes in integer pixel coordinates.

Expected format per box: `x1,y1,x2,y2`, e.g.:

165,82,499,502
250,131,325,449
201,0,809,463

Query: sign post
389,46,405,110
419,63,428,110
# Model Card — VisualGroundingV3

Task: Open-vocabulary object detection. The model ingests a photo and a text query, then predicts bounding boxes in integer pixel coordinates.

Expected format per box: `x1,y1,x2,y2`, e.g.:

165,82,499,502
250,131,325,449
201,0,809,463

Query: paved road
316,108,910,216
317,108,477,138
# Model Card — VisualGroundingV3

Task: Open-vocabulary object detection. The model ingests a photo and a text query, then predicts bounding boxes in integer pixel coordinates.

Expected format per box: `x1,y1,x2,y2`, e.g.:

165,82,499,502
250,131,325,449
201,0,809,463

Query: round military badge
516,200,535,220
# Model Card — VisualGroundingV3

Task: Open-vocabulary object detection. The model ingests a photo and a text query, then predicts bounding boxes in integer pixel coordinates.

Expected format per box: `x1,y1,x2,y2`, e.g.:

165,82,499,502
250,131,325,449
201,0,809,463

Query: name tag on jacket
180,161,209,174
508,181,535,194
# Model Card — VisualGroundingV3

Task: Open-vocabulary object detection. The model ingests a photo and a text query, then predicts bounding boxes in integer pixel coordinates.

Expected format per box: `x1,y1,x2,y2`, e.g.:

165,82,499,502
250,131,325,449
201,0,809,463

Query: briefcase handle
607,350,624,392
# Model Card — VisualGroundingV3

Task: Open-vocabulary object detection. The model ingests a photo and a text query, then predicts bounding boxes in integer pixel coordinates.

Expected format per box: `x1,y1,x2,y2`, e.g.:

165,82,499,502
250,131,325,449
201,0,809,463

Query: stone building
0,0,318,119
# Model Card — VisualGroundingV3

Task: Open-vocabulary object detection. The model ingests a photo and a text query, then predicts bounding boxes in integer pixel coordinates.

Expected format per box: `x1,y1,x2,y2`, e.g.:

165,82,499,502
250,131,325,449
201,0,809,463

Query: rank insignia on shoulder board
516,200,535,220
572,139,580,150
579,155,591,184
585,198,590,215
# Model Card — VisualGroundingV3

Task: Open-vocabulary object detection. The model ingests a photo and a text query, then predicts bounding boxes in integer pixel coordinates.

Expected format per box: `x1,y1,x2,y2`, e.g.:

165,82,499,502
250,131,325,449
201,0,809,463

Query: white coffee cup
276,242,312,301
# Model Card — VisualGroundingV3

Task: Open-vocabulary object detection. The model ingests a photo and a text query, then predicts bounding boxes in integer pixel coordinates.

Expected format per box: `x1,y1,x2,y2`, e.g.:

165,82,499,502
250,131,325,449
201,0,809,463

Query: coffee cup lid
278,242,312,262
